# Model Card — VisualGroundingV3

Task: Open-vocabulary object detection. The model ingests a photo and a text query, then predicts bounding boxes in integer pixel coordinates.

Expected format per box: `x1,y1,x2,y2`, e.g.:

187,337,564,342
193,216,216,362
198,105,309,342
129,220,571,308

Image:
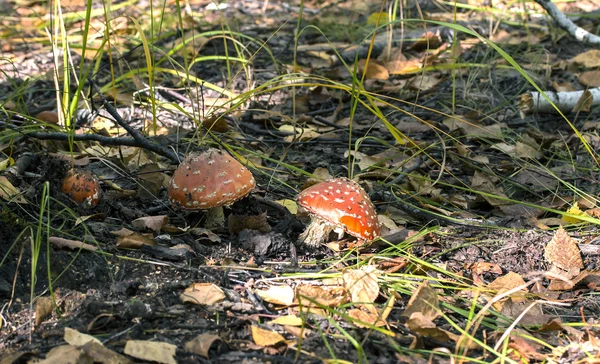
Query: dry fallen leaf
35,296,53,327
111,227,156,248
487,272,528,311
180,283,226,306
64,327,103,347
184,333,222,359
79,340,133,364
471,171,509,206
271,315,303,326
251,325,286,347
255,285,295,306
124,340,177,364
401,280,440,321
35,345,90,364
342,265,380,306
295,284,348,308
49,237,98,252
357,59,389,80
545,227,583,279
132,215,168,232
0,176,27,203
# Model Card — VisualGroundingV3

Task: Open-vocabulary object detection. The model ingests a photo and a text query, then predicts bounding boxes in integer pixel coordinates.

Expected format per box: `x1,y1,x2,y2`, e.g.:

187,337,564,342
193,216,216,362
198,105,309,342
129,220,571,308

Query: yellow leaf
251,326,285,347
562,202,587,224
367,12,390,25
272,315,303,326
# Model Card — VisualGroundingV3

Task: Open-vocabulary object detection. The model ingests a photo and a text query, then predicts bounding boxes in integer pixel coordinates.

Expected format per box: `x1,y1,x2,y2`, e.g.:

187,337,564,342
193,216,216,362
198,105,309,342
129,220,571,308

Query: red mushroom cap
297,177,380,241
168,149,256,210
61,169,102,207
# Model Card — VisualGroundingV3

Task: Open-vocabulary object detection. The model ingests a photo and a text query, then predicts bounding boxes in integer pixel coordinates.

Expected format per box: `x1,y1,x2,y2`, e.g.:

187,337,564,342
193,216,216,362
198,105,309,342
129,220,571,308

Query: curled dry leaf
251,325,286,347
180,283,226,306
35,296,53,326
401,281,440,321
49,237,98,252
131,215,168,233
255,285,294,306
0,176,27,203
124,340,177,364
184,333,222,359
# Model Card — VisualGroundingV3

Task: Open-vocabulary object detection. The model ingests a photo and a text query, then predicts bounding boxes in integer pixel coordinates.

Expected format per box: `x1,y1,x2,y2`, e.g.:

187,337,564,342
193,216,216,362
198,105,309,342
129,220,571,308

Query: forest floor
1,0,600,363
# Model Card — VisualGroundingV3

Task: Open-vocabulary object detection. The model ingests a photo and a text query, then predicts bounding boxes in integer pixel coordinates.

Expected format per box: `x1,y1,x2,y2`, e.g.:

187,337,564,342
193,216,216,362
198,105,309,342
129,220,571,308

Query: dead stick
88,79,181,163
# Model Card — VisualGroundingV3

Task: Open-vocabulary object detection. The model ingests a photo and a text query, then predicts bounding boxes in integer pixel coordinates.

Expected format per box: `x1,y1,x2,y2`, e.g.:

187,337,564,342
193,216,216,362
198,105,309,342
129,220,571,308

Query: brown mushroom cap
168,149,256,210
61,169,102,207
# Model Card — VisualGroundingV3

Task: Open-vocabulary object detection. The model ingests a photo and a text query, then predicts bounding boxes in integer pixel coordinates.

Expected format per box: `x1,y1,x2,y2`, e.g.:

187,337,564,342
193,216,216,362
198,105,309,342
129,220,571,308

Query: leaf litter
1,0,600,363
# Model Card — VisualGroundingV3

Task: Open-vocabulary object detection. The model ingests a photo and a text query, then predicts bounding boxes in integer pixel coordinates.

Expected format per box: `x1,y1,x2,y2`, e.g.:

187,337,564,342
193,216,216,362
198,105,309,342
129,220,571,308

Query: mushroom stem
204,206,225,229
299,216,345,246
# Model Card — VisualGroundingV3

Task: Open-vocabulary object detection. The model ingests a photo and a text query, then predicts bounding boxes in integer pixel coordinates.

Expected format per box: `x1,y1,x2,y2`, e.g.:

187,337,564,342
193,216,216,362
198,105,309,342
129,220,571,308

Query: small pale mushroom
296,177,380,246
61,169,102,207
168,149,256,225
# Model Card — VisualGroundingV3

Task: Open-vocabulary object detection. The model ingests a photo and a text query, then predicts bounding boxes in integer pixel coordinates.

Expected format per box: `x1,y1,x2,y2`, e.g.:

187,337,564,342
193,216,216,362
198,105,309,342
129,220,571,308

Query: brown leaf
111,228,156,248
467,262,503,275
545,227,583,279
131,215,168,233
35,111,60,124
35,296,53,326
49,237,98,252
401,281,440,321
578,70,600,87
487,272,528,311
124,340,177,364
184,334,222,359
471,171,508,206
180,283,226,306
342,265,379,305
358,59,389,80
295,284,347,307
79,340,133,364
573,90,593,113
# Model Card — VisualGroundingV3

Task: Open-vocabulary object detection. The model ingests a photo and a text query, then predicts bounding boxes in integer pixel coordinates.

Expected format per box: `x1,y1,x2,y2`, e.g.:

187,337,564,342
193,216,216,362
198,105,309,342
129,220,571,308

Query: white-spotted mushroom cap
297,177,380,241
61,169,102,207
168,149,256,210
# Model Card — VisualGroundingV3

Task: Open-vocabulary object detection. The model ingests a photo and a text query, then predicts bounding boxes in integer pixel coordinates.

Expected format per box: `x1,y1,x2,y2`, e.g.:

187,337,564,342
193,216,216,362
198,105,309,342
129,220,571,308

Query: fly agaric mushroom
296,177,380,245
168,149,256,210
61,169,102,207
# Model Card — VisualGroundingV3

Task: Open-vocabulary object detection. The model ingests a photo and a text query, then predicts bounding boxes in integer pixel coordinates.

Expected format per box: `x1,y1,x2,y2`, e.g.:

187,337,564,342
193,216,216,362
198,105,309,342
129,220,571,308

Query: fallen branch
89,79,182,163
518,87,600,116
534,0,600,46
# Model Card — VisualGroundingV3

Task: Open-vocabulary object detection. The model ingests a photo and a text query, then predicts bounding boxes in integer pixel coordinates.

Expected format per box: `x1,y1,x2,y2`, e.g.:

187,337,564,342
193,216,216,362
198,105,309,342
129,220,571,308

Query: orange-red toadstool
168,149,256,210
296,177,380,245
61,169,102,207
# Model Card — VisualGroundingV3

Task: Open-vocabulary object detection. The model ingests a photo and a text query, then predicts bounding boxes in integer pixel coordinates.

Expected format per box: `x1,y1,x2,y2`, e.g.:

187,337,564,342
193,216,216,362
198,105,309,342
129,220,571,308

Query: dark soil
2,0,600,363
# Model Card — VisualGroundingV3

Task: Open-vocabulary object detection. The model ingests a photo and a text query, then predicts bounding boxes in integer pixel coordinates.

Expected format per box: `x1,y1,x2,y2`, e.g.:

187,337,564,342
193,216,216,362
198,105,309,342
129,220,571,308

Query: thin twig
88,79,182,163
